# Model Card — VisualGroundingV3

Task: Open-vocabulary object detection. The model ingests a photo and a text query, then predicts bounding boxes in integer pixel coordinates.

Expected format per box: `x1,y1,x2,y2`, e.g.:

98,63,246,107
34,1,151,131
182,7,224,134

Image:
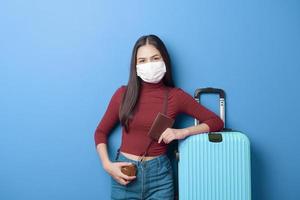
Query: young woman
94,34,224,199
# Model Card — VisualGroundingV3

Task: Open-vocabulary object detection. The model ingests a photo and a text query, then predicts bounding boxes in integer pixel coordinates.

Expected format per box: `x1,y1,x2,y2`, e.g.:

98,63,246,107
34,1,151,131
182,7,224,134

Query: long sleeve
94,85,126,147
175,88,224,132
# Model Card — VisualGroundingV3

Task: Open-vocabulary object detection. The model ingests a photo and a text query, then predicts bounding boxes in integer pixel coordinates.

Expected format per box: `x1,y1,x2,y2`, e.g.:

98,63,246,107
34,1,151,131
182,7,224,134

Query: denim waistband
118,152,169,168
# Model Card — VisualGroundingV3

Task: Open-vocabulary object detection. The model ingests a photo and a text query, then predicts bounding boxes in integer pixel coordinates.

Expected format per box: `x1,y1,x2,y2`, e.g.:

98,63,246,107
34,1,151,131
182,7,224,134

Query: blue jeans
111,152,174,200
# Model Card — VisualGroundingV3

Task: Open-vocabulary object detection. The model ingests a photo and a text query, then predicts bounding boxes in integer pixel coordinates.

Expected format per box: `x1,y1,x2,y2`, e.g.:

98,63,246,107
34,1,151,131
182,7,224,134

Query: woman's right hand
104,161,137,185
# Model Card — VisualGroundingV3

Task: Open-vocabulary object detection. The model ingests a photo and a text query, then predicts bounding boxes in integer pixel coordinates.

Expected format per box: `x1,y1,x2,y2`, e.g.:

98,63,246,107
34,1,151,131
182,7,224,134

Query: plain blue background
0,0,299,199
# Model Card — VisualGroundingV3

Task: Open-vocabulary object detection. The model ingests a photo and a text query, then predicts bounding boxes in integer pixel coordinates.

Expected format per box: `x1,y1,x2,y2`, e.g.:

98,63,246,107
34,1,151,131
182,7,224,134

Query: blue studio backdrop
0,0,299,199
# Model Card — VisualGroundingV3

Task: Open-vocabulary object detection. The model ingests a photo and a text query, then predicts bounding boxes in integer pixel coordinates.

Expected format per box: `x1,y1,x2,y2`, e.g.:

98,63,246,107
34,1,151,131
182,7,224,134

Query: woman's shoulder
118,85,127,92
169,86,188,96
169,86,196,104
111,85,127,102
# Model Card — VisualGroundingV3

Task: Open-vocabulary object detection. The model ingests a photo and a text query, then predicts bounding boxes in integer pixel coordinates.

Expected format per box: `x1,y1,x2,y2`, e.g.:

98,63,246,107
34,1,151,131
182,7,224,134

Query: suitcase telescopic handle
194,87,226,128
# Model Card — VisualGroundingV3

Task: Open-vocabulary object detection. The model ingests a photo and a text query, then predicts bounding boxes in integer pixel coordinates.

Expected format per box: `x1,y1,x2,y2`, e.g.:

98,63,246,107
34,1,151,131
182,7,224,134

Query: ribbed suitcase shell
178,131,251,200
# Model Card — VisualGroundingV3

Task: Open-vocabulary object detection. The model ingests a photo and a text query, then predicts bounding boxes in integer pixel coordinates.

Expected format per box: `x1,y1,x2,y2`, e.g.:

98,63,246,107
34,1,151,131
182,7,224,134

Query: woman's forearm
96,143,112,170
181,123,210,138
159,123,210,144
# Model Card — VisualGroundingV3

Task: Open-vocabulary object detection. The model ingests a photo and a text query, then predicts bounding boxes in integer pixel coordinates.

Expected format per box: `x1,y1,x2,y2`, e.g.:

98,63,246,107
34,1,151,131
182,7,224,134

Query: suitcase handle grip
194,87,226,128
194,87,225,99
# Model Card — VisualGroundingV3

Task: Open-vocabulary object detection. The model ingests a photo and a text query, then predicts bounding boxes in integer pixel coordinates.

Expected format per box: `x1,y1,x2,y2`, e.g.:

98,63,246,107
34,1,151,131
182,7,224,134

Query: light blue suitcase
177,87,251,200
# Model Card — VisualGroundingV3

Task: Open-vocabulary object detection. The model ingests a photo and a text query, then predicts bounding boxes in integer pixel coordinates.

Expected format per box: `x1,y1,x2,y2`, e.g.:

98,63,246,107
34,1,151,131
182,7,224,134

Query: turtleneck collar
140,80,165,89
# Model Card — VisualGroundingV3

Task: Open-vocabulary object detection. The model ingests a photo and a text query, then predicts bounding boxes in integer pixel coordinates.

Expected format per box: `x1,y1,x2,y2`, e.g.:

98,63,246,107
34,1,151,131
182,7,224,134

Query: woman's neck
140,80,165,89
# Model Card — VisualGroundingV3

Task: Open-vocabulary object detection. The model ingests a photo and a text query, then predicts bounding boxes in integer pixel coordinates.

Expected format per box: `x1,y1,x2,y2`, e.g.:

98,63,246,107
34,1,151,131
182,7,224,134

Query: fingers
159,132,175,144
115,162,137,182
165,134,174,143
158,132,166,143
118,162,134,166
115,177,130,185
120,173,136,181
114,172,136,185
158,128,174,143
110,160,139,185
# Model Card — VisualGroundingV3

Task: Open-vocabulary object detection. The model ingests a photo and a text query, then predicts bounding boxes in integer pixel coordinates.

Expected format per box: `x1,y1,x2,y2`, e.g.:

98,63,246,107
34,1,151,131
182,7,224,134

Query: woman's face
136,44,163,65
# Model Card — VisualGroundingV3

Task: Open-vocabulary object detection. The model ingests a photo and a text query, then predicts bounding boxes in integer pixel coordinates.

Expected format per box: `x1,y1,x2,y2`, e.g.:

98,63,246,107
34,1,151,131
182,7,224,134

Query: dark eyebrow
150,54,160,58
137,54,160,60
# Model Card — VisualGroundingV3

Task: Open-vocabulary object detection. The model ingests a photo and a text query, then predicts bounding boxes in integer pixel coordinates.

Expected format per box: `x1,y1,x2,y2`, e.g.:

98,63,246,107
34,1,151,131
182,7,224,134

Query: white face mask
136,61,166,83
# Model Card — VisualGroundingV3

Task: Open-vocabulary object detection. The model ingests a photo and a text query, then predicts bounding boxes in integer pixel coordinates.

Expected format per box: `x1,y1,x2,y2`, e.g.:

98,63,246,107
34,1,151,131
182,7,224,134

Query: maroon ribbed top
94,80,224,156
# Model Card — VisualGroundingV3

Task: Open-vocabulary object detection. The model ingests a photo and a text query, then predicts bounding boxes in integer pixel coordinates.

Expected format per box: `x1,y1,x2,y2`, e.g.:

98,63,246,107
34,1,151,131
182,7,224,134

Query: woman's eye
154,57,160,60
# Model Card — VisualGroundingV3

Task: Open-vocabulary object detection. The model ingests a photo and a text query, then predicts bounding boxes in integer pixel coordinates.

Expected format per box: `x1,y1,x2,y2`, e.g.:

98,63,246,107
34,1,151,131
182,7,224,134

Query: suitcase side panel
178,132,251,200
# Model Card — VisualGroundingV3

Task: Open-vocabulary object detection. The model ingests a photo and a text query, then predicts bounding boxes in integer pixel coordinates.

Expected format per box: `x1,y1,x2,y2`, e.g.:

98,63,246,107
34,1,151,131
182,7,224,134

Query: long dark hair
119,34,175,132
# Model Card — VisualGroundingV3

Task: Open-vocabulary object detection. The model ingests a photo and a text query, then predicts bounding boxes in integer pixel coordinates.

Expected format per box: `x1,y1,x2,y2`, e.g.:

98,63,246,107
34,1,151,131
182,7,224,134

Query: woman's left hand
158,128,188,144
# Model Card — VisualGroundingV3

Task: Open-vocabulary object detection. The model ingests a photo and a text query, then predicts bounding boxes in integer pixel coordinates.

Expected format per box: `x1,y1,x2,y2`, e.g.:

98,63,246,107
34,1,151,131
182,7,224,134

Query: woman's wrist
103,160,112,172
182,128,190,138
176,128,189,140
